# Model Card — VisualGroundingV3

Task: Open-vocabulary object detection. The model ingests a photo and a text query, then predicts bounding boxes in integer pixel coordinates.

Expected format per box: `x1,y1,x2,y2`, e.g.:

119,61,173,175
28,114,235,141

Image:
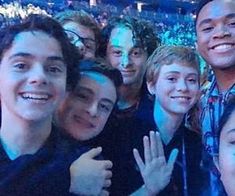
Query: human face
106,26,148,87
63,21,96,59
217,110,235,196
148,63,199,118
58,72,117,141
196,0,235,70
0,31,67,122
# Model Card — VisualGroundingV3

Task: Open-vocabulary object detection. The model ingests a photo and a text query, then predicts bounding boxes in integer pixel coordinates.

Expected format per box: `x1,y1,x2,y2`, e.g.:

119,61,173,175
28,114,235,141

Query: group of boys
0,0,235,195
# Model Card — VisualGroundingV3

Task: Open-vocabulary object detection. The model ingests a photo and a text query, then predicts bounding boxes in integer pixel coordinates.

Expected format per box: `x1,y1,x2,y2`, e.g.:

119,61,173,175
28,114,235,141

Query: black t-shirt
159,124,207,196
0,126,80,196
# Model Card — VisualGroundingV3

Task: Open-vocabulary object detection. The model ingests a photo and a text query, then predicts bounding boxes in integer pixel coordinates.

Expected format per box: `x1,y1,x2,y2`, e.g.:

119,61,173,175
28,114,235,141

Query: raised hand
69,147,112,196
133,131,178,196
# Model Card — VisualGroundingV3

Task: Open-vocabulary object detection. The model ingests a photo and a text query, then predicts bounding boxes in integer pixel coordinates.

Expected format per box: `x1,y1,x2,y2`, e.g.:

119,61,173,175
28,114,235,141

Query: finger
150,131,158,158
133,148,145,172
156,132,165,159
100,160,113,169
104,170,112,179
82,147,102,159
100,189,109,196
143,136,151,164
167,148,179,172
103,179,112,188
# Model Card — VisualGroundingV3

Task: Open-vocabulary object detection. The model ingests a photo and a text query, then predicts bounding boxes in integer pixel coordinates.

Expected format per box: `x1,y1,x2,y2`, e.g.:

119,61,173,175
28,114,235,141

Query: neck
117,83,142,110
0,113,52,160
214,67,235,92
154,103,184,145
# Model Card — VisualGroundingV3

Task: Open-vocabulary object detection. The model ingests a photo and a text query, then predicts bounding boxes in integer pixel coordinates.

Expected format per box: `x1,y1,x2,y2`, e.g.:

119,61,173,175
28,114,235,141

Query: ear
213,155,220,173
147,81,156,95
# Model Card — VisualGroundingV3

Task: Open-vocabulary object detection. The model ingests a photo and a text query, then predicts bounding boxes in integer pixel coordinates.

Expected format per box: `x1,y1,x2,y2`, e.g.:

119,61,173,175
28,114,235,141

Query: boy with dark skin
196,0,235,195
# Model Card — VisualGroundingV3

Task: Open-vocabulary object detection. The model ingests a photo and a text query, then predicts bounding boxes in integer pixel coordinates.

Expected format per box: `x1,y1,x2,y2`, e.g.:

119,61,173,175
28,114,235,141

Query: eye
228,22,235,27
167,77,177,82
47,66,63,73
13,62,28,71
201,26,214,32
75,92,88,100
99,103,112,113
130,48,142,57
112,49,122,57
187,78,197,83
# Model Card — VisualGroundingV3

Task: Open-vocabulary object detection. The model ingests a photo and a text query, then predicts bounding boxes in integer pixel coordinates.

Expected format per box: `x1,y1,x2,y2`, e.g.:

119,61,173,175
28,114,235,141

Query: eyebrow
8,52,65,63
164,71,198,76
198,13,235,28
76,86,115,105
226,13,235,20
226,128,235,135
198,18,212,28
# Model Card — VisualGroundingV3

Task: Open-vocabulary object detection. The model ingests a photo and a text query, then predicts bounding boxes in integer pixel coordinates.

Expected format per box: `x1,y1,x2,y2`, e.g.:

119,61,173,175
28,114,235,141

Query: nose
75,40,86,56
87,102,98,117
176,79,188,92
28,64,48,85
120,53,130,68
213,25,231,39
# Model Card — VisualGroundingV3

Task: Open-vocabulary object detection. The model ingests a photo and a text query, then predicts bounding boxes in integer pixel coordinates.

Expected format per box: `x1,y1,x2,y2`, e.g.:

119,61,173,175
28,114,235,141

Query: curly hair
0,14,80,91
98,16,160,58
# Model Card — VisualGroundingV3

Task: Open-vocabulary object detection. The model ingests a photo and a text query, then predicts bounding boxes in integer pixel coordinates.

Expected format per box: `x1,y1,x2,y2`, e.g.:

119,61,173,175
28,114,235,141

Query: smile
21,93,51,102
73,115,95,128
211,43,235,51
171,96,191,101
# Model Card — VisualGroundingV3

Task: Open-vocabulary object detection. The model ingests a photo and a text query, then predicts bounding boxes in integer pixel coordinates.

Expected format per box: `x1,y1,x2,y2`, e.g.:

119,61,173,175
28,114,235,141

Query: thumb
82,147,102,159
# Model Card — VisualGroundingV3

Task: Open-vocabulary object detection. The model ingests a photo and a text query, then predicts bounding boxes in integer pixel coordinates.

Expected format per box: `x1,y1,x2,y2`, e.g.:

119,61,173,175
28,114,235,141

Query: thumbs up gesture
69,147,112,196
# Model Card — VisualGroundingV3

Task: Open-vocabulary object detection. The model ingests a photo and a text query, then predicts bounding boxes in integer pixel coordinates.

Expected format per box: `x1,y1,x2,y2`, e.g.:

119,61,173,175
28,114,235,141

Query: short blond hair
146,45,200,84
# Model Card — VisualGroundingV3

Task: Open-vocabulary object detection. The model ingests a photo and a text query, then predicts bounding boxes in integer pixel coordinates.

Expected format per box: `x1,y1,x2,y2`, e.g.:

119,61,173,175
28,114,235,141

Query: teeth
213,44,234,50
22,93,49,100
173,97,190,101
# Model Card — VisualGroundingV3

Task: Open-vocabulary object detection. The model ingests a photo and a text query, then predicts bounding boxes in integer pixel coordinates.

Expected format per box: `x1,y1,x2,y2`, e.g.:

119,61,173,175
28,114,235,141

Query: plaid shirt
200,77,235,156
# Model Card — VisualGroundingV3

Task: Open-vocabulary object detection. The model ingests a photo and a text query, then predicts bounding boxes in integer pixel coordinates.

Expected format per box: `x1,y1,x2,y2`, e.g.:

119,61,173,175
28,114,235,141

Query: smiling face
0,31,67,122
63,21,96,59
57,71,117,141
148,62,199,118
196,0,235,70
217,110,235,196
106,26,148,87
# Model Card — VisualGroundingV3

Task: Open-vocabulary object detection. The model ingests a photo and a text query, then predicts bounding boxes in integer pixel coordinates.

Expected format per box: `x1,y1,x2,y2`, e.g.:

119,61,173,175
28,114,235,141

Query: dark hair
78,58,123,92
98,16,160,58
0,14,80,91
217,97,235,145
195,0,213,24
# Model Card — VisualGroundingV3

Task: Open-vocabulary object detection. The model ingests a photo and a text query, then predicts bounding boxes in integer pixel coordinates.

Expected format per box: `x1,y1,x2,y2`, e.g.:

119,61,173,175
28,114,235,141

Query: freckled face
150,63,199,119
